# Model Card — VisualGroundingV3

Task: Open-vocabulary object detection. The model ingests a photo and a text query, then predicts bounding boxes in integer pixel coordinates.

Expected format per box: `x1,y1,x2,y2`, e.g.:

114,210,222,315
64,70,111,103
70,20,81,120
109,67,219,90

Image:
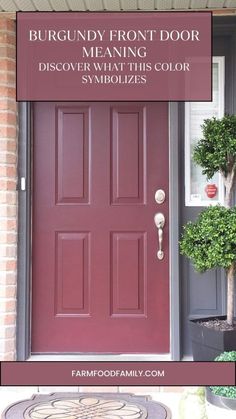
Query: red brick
0,71,15,85
0,140,17,152
0,299,16,313
0,32,15,45
0,192,17,205
79,387,119,393
119,387,160,394
0,86,15,98
0,112,16,125
0,125,17,139
0,16,17,361
0,46,15,59
0,19,15,32
0,325,15,339
0,246,17,258
0,260,17,271
0,179,16,191
0,338,15,352
0,59,15,72
0,205,16,217
0,233,17,245
0,313,16,326
160,387,185,393
0,152,17,164
0,125,16,138
0,100,17,113
0,272,17,285
0,285,16,298
5,326,15,339
0,218,17,230
0,165,17,177
0,352,16,361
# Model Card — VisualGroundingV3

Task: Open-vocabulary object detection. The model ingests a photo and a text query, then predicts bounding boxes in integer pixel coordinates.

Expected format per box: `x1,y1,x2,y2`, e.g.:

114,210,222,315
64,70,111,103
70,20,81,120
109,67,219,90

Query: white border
185,56,225,207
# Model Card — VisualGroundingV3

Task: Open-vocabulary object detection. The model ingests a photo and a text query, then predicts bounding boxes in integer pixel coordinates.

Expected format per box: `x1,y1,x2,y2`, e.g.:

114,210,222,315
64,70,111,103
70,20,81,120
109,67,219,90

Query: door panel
111,106,145,204
56,232,90,316
111,232,146,316
32,102,169,353
56,107,90,204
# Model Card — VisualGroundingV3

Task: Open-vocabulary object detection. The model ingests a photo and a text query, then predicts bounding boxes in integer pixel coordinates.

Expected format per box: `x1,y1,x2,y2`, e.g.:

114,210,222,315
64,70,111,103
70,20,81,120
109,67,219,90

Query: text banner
17,12,212,101
1,362,235,386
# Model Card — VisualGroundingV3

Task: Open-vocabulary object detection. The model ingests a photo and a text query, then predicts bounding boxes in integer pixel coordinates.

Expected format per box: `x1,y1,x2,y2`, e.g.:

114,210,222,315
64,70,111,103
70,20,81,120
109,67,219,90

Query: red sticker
205,184,217,198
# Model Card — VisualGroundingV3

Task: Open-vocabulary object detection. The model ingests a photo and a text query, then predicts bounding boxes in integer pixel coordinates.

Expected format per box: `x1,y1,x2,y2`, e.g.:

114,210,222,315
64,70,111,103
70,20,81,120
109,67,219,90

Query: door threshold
28,353,172,361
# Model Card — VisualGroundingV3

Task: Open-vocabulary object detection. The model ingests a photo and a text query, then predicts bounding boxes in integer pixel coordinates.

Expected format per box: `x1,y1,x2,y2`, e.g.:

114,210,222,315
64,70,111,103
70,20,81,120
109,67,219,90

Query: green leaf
180,206,236,272
193,114,236,179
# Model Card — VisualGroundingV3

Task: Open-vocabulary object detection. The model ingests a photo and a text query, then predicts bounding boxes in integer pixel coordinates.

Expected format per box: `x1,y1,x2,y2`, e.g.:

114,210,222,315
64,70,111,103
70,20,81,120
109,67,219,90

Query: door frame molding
169,102,181,361
16,102,181,361
17,102,32,361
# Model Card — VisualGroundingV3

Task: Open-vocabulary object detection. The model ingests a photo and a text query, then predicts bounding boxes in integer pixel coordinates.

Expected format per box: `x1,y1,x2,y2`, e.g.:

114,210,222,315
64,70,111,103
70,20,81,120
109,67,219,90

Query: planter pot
205,387,236,419
189,316,236,361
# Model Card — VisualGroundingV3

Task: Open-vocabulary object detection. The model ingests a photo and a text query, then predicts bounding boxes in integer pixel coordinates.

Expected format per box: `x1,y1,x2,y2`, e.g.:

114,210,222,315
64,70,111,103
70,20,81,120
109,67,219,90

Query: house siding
0,16,17,361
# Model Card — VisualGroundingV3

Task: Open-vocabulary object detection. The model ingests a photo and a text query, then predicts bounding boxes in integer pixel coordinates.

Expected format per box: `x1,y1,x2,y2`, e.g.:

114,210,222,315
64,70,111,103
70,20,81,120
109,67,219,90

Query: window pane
185,58,224,206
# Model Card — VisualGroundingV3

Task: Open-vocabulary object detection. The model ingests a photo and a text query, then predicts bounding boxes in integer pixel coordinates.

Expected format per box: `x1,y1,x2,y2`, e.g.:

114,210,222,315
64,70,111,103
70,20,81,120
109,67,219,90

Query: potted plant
205,351,236,418
180,115,236,360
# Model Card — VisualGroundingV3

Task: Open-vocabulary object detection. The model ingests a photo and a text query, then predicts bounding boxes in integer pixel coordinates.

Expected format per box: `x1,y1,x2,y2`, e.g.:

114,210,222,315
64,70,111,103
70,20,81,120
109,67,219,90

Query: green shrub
180,206,236,272
210,353,236,399
210,386,236,399
181,114,236,326
193,114,236,180
214,351,236,362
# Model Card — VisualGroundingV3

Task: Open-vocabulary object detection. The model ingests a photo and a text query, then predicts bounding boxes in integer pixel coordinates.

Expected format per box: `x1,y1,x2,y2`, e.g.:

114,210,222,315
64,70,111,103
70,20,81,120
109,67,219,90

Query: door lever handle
154,213,165,260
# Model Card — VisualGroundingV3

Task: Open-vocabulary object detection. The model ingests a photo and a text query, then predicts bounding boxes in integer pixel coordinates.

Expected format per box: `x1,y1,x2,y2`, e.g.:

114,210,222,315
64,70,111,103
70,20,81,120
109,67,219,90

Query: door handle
154,213,165,260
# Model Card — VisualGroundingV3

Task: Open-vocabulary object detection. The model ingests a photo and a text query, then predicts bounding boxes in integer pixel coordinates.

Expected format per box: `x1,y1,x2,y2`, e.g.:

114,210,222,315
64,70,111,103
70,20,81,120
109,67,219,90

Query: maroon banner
17,12,212,101
1,362,235,386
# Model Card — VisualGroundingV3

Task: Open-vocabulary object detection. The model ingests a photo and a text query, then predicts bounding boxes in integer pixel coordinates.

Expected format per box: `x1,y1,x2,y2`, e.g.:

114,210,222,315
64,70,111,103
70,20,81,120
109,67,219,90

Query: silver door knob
154,213,165,260
155,189,165,204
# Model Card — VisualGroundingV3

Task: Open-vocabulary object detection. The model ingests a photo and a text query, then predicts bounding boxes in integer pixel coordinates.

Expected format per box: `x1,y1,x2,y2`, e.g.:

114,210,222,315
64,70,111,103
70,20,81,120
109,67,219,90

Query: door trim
169,102,181,361
17,102,32,361
16,102,181,361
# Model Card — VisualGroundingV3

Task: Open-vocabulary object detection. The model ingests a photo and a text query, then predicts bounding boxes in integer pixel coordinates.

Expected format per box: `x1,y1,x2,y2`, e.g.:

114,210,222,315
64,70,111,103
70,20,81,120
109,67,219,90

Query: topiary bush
210,352,236,399
180,205,236,325
194,114,236,208
180,206,236,272
181,114,236,326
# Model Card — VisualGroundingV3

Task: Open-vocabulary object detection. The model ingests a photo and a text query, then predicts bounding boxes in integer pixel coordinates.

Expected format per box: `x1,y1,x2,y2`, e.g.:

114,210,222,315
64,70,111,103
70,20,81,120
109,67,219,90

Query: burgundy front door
32,102,169,353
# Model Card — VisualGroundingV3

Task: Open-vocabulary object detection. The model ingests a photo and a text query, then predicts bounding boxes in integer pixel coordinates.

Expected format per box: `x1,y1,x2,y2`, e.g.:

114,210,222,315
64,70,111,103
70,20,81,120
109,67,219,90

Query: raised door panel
55,232,90,316
111,232,147,317
56,106,90,204
111,106,146,205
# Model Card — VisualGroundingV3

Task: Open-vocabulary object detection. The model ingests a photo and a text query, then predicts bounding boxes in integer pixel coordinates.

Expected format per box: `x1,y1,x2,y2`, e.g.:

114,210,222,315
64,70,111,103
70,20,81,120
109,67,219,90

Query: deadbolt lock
155,189,165,204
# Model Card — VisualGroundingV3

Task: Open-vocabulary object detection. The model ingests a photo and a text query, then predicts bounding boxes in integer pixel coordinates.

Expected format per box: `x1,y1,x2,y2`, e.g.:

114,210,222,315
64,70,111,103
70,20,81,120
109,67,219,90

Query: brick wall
0,16,17,361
